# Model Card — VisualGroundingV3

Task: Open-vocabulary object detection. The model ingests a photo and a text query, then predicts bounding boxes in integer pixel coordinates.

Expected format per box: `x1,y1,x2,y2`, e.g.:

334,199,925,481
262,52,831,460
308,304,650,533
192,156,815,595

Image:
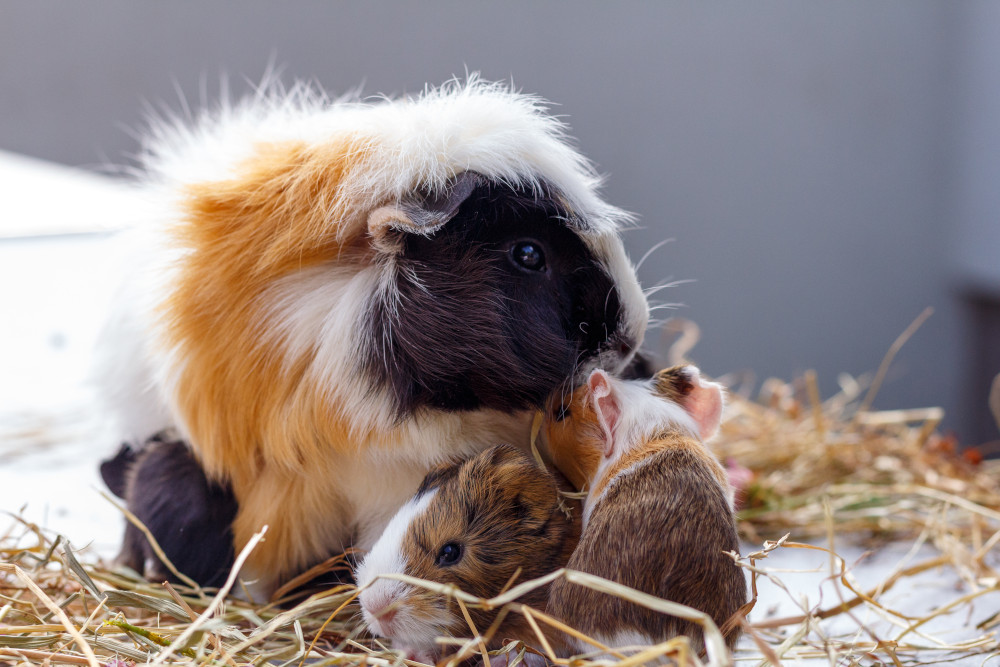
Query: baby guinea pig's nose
359,589,400,634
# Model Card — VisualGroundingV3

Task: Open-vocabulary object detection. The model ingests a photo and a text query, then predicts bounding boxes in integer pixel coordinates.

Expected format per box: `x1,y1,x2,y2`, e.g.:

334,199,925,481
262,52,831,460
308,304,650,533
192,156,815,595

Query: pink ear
588,369,620,457
682,367,724,440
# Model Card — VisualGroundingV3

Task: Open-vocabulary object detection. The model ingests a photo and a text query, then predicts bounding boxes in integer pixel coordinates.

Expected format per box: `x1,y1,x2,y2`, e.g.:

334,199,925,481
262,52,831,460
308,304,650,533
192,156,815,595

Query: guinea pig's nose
376,607,398,625
361,591,399,633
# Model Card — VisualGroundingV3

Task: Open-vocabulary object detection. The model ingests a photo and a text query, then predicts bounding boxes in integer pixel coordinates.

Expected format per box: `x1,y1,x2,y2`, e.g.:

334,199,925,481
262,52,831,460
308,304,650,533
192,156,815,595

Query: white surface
0,232,123,556
0,152,996,665
0,149,153,238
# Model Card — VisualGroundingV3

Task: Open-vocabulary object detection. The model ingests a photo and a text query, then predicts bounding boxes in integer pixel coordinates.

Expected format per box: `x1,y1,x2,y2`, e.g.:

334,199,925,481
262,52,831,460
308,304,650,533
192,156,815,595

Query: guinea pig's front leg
230,463,354,597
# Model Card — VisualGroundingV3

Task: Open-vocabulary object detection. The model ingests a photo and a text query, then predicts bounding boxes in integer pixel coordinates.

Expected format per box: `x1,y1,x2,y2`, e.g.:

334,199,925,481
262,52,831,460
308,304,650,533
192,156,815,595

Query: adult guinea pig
542,365,746,654
99,434,238,588
92,78,649,594
354,444,579,663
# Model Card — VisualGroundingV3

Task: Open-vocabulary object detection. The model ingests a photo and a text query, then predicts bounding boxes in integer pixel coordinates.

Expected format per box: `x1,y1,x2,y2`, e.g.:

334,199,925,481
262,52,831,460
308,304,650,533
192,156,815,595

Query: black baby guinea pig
99,434,238,588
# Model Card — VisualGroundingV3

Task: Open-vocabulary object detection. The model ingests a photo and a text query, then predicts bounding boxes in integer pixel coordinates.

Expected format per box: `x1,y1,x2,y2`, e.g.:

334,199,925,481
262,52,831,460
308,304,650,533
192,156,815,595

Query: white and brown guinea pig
93,78,649,594
543,365,746,653
353,444,579,663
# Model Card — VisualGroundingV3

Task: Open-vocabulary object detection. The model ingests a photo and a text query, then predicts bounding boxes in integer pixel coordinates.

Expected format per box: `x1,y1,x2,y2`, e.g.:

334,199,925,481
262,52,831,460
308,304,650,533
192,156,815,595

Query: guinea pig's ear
660,365,724,441
587,369,620,458
367,171,481,254
98,443,137,499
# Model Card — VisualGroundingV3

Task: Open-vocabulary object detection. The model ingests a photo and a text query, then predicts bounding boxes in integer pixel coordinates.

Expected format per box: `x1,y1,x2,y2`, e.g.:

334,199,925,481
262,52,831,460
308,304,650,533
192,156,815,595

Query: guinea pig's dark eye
435,542,463,567
553,402,570,422
510,240,546,272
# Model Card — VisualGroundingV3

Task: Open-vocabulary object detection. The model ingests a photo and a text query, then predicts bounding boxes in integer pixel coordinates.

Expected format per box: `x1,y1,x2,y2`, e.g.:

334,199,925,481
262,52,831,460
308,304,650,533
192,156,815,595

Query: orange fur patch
162,135,389,584
543,385,603,491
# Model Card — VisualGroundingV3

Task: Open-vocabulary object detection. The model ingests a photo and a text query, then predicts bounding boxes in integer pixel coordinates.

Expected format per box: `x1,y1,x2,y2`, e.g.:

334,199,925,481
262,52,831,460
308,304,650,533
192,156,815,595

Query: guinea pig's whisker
643,278,693,297
603,287,616,321
648,303,682,314
634,238,675,272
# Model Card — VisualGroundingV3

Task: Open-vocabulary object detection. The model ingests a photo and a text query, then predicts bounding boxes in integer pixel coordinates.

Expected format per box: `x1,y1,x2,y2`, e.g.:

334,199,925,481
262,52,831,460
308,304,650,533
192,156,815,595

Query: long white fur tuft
139,74,633,238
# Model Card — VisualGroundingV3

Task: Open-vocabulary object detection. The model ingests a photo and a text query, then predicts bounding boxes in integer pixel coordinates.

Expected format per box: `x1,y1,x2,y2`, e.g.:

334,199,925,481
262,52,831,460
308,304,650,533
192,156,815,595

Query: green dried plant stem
103,618,197,659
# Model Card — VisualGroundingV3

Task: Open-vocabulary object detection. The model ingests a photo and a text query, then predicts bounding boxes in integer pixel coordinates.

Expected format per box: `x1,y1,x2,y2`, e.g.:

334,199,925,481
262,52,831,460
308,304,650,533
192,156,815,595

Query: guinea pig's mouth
576,333,644,382
360,588,456,656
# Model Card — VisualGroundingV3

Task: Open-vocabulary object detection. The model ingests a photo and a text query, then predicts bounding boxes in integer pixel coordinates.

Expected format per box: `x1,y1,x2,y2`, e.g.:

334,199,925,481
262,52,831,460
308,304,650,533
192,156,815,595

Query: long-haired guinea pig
93,78,649,594
542,365,746,653
99,433,238,588
353,444,579,663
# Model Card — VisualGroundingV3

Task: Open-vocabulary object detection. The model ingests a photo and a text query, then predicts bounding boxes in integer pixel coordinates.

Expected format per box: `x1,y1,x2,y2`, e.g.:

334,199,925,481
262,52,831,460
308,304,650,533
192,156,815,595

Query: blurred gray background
2,2,998,447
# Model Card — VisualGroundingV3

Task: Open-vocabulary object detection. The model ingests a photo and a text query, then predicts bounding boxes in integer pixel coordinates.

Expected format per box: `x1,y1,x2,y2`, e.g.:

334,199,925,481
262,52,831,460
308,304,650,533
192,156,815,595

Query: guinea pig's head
543,365,724,492
353,444,571,659
363,171,648,417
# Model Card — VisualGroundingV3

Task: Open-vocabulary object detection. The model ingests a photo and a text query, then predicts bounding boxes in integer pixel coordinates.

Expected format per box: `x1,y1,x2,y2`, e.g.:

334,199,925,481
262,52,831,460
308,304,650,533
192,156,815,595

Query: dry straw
2,310,999,665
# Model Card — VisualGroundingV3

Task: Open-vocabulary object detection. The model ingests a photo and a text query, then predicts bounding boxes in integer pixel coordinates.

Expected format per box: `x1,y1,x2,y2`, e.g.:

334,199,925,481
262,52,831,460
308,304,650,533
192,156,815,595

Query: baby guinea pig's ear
654,365,724,441
414,457,463,496
475,444,558,526
587,369,621,458
367,171,482,254
476,444,546,490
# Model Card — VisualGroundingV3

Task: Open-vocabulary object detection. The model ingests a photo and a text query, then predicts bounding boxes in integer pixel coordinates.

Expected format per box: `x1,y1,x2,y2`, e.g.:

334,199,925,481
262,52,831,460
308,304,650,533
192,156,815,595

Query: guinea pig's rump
547,446,747,652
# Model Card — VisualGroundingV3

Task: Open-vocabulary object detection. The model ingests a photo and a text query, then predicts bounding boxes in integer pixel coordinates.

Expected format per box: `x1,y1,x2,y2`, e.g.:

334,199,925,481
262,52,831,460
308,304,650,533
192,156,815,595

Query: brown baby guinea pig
353,444,580,663
543,365,746,655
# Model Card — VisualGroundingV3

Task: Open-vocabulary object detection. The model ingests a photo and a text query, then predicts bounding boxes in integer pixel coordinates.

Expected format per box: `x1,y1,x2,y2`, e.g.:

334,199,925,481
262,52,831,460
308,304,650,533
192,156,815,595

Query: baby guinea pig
543,365,746,654
353,444,580,663
99,433,238,588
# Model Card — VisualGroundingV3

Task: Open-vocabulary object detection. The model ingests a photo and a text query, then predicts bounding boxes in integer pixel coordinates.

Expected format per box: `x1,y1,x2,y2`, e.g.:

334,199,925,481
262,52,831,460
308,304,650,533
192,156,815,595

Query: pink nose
361,593,399,634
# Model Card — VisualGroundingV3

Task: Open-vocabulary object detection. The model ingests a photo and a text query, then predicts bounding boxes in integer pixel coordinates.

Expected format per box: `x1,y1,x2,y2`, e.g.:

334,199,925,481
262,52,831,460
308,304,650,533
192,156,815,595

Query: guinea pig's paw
397,644,440,666
480,651,551,667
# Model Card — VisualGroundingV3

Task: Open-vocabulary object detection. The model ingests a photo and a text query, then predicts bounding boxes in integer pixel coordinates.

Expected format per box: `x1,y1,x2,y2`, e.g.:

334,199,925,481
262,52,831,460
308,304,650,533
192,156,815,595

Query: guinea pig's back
548,446,746,651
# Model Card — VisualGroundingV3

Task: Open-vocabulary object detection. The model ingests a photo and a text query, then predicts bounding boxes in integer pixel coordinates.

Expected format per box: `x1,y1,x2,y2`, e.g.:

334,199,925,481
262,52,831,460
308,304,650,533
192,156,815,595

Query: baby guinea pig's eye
509,240,546,272
553,402,570,422
435,542,464,567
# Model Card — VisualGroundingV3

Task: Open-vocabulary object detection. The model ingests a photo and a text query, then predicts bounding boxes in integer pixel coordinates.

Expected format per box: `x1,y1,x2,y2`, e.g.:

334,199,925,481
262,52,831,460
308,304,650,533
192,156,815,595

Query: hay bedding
2,323,999,666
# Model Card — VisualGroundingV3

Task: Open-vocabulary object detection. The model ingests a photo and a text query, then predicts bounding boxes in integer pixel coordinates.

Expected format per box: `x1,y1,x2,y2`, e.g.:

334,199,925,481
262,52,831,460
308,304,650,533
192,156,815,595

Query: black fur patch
620,350,655,380
363,178,626,416
100,443,137,499
104,437,238,588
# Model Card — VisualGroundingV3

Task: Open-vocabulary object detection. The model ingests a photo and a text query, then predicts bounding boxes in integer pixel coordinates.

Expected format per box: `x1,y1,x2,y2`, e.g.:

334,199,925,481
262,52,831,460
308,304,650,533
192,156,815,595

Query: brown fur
547,445,745,651
543,367,746,652
396,445,580,649
652,365,696,404
589,430,727,501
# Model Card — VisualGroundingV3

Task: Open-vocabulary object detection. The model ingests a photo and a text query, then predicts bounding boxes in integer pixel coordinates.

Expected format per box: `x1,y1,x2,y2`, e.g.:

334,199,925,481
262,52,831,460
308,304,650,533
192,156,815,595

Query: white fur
139,76,632,238
587,234,649,365
355,490,447,654
90,214,185,444
567,631,671,663
355,489,435,590
584,376,700,526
